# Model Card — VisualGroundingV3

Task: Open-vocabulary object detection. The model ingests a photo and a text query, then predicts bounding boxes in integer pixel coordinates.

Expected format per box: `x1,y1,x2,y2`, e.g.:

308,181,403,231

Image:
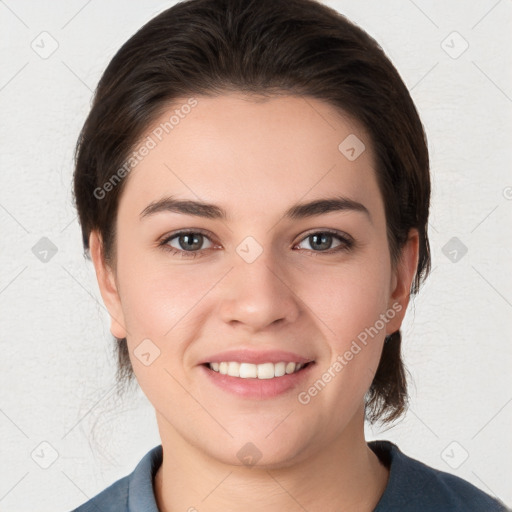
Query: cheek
300,245,392,399
117,261,210,400
116,244,208,339
304,252,391,340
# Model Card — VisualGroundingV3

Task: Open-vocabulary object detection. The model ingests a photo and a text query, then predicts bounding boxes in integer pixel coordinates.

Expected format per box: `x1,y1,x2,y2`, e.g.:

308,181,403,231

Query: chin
198,426,316,470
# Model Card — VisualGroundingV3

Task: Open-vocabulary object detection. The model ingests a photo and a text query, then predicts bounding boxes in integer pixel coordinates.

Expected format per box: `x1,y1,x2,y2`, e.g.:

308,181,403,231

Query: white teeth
274,362,286,377
285,362,296,374
219,362,228,375
227,362,240,377
257,362,275,379
239,362,258,378
208,361,307,379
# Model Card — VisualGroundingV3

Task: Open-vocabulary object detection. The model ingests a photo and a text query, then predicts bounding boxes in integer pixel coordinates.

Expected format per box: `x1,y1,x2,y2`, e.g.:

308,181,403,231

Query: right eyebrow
140,197,226,220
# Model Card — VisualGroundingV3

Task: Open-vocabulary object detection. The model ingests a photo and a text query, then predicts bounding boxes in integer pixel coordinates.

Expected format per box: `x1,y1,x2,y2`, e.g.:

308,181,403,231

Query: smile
201,359,314,399
207,361,307,379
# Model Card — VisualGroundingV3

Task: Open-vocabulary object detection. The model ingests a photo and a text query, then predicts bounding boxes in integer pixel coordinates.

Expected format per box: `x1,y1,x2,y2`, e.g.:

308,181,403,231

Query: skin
89,93,418,511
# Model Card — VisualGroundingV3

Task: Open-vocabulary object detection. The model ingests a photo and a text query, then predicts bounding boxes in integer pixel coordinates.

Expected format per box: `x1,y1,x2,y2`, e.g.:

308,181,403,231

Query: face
90,93,417,467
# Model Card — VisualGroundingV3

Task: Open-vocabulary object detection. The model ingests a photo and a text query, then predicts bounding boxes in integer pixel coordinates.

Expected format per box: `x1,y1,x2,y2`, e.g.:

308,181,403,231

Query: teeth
239,362,258,378
208,361,307,379
257,362,274,379
274,362,286,377
227,361,240,377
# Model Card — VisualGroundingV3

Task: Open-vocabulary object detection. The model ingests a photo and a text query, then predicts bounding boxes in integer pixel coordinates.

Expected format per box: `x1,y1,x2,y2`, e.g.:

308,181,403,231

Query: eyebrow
139,195,371,223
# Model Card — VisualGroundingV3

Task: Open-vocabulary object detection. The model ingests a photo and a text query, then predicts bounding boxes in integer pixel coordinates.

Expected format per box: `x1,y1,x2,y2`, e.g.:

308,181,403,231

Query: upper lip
199,349,314,365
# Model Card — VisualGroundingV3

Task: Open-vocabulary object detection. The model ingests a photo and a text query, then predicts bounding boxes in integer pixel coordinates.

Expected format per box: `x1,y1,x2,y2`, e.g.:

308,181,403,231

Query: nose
217,246,301,331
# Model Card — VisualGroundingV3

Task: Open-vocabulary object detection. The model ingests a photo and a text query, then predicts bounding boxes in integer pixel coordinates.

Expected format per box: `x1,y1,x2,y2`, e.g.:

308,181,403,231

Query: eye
158,228,354,258
159,230,216,258
295,230,354,254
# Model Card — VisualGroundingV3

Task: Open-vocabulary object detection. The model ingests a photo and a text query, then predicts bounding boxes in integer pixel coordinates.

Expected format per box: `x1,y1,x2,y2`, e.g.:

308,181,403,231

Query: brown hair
73,0,431,424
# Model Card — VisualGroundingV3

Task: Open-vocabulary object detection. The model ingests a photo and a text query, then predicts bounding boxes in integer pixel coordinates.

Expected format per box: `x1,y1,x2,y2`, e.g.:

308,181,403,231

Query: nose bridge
218,236,300,328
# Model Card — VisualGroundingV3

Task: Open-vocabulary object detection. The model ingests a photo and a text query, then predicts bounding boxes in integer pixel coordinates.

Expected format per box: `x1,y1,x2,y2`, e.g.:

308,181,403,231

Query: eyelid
296,227,353,244
159,227,215,241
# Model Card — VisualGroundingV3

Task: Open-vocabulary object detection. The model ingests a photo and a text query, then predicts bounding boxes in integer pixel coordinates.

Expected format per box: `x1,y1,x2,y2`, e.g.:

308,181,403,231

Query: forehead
118,94,383,222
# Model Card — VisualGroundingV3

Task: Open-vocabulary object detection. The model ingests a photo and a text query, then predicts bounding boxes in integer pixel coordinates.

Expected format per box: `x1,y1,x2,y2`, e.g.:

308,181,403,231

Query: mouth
204,361,312,379
200,359,315,399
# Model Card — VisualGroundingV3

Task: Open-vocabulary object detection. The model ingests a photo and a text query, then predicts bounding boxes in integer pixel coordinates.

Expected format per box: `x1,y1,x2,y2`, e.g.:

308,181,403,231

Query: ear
89,230,127,339
385,228,419,335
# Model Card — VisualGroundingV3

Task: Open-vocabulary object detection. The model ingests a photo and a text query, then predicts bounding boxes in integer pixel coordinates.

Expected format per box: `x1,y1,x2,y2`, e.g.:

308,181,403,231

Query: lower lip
199,363,314,400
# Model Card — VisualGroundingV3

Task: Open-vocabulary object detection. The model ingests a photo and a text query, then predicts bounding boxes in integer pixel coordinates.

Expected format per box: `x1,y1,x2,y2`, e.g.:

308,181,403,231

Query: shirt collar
127,444,163,512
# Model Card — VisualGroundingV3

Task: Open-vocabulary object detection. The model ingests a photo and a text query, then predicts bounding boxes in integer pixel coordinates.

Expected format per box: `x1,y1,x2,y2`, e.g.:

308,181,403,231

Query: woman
70,0,508,510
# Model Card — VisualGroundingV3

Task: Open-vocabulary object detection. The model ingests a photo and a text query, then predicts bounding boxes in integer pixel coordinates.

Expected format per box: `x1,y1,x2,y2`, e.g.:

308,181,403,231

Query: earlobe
88,230,128,339
386,229,420,335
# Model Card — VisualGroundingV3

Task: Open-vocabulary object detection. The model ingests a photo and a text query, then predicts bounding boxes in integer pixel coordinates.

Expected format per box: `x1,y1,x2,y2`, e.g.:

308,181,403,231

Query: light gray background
1,1,511,511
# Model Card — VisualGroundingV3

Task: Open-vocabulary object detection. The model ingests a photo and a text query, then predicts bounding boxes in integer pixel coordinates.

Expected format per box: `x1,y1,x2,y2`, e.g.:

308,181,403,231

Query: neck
154,408,389,512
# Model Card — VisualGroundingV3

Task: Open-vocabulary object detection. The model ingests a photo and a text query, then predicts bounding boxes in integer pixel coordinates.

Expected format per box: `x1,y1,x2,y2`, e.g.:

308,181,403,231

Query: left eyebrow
139,195,372,223
285,196,371,223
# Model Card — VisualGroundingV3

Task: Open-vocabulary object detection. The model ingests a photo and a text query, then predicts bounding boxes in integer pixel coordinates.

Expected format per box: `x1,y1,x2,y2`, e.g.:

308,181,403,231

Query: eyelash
157,228,355,259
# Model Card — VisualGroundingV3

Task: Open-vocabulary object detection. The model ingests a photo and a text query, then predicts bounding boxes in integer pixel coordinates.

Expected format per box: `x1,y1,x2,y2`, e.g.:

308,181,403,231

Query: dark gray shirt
71,440,509,511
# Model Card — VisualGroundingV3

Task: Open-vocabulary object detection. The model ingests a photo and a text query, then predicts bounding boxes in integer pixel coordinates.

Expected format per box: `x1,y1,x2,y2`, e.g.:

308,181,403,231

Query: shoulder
71,477,129,512
70,445,163,512
370,440,510,512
